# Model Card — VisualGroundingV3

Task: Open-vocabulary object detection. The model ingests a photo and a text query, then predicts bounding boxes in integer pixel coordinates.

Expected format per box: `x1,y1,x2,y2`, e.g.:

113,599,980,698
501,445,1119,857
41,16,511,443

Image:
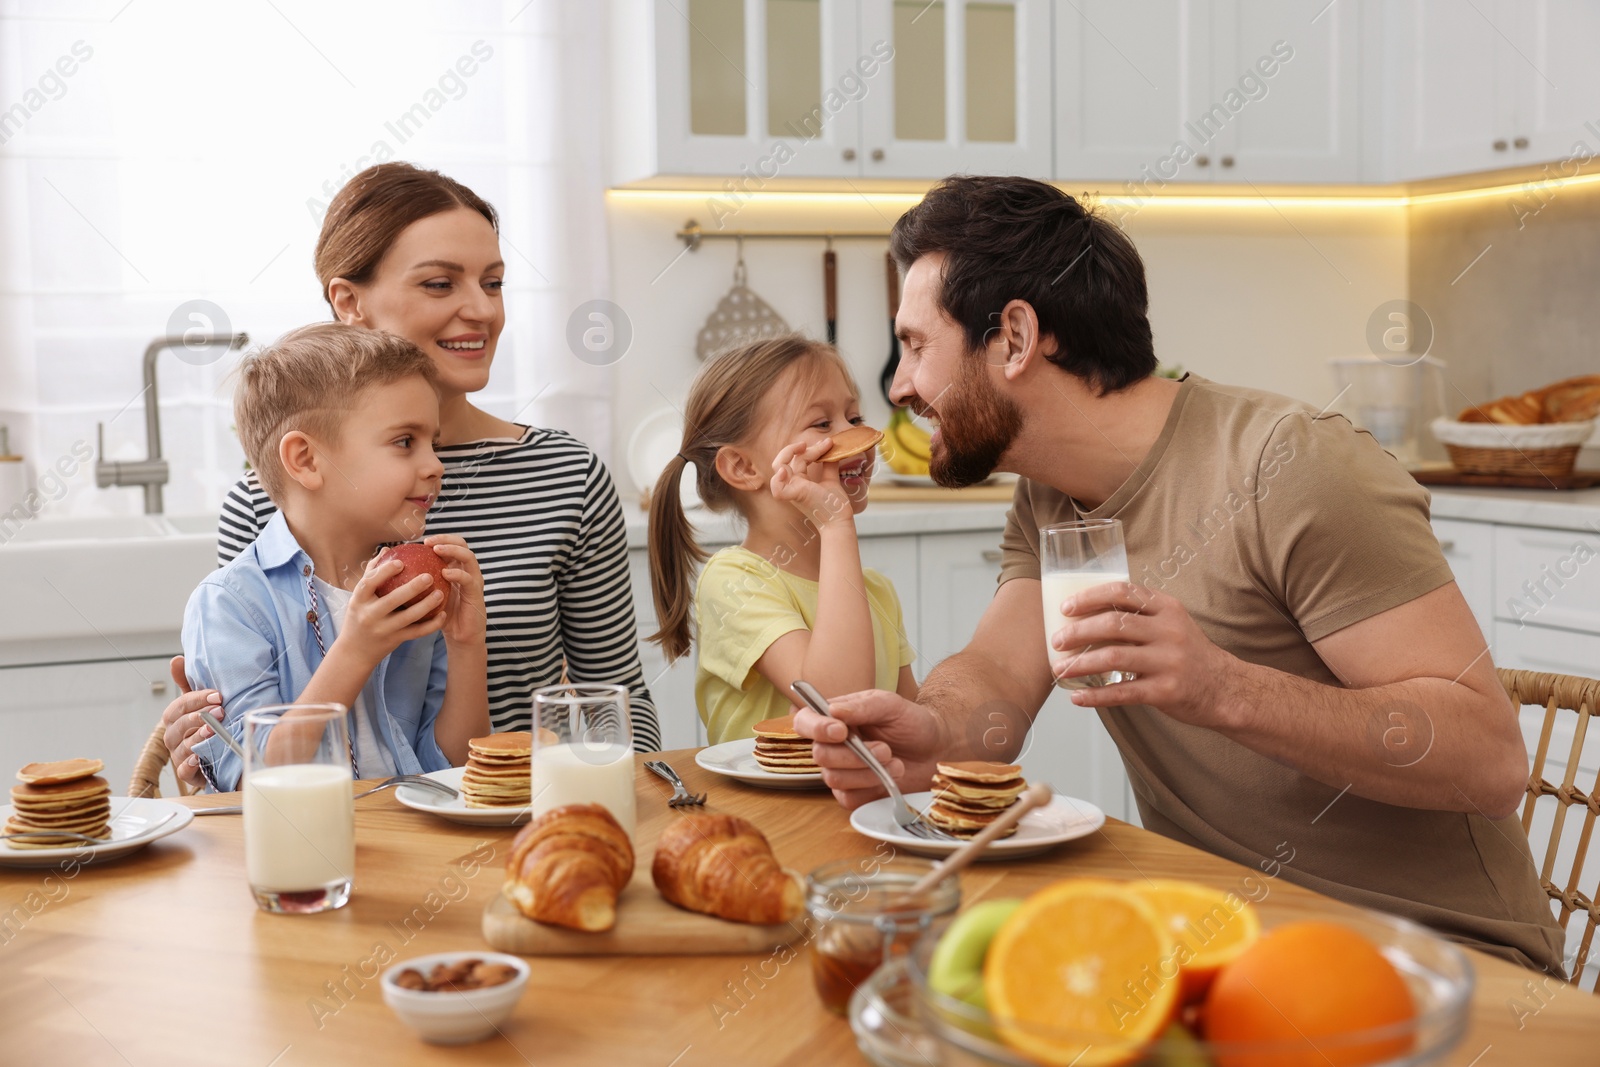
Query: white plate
0,797,194,868
849,791,1105,859
628,407,698,508
882,471,1010,488
695,738,827,790
394,767,530,826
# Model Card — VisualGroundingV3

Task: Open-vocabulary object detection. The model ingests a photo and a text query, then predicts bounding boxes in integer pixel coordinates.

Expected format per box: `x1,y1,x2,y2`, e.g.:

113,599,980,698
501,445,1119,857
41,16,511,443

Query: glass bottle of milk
1040,519,1133,690
530,684,637,839
242,703,355,914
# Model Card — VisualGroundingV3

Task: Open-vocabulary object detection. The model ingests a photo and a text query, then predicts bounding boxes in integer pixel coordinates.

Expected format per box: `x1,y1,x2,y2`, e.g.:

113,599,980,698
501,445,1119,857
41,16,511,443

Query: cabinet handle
1221,155,1235,168
1514,136,1529,149
1437,539,1455,553
1195,154,1210,167
1493,139,1508,151
871,148,885,162
981,549,1004,564
842,148,856,161
150,680,168,695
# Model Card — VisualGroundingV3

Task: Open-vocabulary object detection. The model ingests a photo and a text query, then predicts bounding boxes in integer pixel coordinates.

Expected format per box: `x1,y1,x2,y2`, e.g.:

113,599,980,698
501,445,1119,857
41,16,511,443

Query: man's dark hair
889,176,1157,394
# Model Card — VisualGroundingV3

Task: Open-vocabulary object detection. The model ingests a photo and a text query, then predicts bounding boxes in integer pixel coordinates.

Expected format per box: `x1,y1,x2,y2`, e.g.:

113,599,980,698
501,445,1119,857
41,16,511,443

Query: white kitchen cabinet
617,0,1052,182
915,530,1003,670
1053,0,1213,182
1432,517,1496,647
0,656,177,800
1210,0,1362,182
1491,522,1600,637
1383,0,1600,180
857,0,1054,178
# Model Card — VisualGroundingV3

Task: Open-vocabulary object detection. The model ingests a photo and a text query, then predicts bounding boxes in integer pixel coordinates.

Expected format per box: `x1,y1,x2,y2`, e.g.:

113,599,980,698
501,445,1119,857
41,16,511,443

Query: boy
185,323,488,790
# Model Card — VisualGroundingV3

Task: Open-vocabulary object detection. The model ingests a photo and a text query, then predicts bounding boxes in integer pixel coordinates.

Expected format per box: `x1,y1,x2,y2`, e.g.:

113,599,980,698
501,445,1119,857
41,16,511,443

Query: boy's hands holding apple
337,548,449,667
422,534,486,649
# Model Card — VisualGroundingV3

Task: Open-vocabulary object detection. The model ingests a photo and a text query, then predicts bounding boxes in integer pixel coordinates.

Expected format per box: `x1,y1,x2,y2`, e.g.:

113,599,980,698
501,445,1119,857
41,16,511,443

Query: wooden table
2,751,1595,1066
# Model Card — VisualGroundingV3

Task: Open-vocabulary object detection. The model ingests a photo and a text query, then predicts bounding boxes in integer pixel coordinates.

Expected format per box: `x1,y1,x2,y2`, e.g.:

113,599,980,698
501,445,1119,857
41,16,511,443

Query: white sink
0,514,217,650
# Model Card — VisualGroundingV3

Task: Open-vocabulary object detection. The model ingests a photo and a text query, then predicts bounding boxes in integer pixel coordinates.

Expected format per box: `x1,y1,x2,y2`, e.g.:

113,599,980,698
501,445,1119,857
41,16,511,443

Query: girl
648,335,919,744
160,163,661,788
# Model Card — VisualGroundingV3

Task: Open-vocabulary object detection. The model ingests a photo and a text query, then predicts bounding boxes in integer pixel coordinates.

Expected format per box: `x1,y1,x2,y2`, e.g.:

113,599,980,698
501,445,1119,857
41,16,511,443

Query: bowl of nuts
380,951,530,1044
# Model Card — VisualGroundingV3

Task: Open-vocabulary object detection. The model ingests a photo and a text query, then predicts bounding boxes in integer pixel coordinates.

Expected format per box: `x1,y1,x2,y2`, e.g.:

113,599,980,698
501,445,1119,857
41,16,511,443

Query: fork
354,774,459,801
790,680,955,841
644,760,706,808
2,811,179,846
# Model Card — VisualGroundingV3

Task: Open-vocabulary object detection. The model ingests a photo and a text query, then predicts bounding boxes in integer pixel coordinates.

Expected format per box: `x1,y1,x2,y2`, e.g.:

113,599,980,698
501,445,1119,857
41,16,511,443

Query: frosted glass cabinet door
857,0,1053,178
655,0,866,177
1054,0,1215,182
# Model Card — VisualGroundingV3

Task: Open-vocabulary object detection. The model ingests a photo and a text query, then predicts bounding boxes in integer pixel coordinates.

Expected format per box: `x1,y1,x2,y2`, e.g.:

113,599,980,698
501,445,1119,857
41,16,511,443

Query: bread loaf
651,813,803,924
503,803,634,932
1457,374,1600,425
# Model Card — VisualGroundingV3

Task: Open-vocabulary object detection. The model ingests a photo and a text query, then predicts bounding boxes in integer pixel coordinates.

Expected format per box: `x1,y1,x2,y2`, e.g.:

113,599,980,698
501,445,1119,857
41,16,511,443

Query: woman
161,163,660,788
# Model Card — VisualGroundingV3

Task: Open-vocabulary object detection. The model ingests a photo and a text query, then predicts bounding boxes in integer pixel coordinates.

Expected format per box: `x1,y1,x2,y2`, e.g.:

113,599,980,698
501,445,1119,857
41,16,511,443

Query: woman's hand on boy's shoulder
425,535,487,650
770,438,853,528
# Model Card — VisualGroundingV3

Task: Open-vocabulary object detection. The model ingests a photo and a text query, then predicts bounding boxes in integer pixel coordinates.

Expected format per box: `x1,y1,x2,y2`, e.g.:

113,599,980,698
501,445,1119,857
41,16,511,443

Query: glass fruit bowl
850,906,1474,1067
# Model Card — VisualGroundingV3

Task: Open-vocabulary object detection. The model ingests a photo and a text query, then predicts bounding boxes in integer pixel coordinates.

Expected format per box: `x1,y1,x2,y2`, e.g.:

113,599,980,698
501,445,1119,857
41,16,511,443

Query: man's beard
928,358,1022,488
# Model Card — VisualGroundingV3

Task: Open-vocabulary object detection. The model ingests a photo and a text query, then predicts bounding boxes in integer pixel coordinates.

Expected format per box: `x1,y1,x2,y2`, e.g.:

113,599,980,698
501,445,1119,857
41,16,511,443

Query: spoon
906,782,1054,896
197,708,248,761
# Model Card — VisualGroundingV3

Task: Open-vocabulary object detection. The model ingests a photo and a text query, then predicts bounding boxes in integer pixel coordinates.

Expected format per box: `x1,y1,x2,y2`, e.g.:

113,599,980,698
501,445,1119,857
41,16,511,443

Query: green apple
927,898,1024,1010
1136,1023,1214,1067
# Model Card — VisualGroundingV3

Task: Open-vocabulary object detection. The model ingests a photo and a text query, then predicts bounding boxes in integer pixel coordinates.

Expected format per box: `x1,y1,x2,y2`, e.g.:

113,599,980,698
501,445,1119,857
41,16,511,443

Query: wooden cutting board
869,482,1016,502
1409,466,1600,489
482,864,806,956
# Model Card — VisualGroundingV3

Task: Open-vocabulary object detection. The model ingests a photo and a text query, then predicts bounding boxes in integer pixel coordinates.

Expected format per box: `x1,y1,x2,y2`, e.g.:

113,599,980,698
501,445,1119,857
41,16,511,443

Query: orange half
1129,879,1261,1003
985,879,1179,1067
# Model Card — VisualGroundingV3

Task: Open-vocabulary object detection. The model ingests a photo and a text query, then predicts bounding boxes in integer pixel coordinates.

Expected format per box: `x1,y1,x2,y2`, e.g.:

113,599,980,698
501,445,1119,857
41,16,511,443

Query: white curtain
0,0,613,520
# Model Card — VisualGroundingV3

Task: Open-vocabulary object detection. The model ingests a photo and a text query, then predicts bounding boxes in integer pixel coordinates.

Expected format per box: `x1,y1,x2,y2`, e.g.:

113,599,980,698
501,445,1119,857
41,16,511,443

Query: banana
879,413,930,475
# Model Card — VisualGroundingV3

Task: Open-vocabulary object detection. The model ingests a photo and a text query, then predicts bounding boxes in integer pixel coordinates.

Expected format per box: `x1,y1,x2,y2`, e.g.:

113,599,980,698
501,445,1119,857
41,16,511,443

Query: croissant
651,813,803,924
503,803,634,932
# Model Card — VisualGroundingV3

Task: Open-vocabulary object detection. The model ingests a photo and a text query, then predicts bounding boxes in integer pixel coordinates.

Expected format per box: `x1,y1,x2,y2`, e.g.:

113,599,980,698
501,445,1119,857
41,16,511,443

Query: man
794,175,1564,973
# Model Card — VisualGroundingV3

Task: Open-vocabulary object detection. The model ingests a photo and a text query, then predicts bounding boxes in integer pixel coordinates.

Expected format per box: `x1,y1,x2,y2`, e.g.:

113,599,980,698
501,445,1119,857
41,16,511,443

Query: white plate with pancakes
849,790,1106,859
0,797,194,867
694,739,827,790
394,767,532,826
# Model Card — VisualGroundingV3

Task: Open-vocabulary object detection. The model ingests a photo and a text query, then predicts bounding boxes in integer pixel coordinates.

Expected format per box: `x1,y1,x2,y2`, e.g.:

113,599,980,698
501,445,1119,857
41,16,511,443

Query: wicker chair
1500,668,1600,991
127,717,198,799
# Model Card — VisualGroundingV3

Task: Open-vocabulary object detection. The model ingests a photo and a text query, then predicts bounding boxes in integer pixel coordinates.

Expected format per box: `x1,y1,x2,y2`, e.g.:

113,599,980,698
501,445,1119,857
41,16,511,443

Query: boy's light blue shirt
183,511,450,792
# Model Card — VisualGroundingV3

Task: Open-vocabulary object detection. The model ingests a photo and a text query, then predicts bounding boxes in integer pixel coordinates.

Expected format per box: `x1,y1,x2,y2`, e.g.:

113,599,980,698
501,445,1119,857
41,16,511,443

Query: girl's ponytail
647,451,706,661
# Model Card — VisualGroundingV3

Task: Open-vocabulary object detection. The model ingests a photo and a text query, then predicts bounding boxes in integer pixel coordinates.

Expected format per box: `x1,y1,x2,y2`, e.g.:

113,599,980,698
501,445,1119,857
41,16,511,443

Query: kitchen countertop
1426,485,1600,532
621,499,1014,549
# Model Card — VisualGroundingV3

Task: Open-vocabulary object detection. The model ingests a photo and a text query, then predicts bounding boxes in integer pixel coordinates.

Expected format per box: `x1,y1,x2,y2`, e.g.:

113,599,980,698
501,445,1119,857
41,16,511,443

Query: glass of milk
1040,518,1133,690
242,703,355,914
530,684,637,840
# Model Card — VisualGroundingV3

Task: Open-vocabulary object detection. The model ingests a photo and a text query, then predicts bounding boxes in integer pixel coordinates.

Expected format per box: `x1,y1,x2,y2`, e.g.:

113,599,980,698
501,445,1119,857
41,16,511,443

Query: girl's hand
336,556,446,667
771,438,853,528
425,535,487,648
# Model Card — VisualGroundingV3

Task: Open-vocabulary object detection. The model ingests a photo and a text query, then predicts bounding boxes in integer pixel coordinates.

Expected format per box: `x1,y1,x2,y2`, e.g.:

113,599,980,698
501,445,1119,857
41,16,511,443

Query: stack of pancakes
927,761,1027,838
461,733,532,808
7,759,112,848
752,716,818,775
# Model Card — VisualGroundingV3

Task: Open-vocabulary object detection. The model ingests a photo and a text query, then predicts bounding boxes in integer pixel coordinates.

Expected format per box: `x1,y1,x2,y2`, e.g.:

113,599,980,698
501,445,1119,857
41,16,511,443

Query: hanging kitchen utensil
695,239,790,361
823,241,838,346
879,251,901,405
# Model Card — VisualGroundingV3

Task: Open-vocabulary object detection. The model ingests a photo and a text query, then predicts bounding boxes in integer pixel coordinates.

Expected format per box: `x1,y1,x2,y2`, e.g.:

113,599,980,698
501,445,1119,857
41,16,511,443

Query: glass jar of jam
805,855,960,1015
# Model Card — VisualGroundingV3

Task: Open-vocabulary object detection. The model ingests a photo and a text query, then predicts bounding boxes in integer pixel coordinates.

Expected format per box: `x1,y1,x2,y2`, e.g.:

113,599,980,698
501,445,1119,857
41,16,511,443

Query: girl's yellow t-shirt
693,546,915,745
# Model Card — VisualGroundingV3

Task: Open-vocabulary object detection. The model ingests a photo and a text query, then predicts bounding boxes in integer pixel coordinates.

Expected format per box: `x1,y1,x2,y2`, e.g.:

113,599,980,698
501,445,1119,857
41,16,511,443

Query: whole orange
1203,921,1415,1067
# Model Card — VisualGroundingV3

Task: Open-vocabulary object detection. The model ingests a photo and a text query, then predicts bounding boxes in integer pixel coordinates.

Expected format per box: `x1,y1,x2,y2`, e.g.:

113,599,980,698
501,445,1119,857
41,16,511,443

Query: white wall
604,189,1409,500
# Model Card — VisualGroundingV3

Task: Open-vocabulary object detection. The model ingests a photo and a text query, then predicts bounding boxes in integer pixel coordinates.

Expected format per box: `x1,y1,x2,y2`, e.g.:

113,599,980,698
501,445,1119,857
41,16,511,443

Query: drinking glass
243,703,355,914
1040,518,1133,689
530,683,637,839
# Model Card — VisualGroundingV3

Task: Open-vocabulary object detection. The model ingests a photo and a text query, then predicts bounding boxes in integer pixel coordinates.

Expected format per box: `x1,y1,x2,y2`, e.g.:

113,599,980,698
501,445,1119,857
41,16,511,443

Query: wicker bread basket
1430,418,1594,477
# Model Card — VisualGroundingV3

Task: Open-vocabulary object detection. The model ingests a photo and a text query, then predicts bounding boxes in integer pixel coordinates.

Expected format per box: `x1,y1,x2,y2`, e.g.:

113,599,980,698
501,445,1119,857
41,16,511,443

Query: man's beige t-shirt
999,373,1564,973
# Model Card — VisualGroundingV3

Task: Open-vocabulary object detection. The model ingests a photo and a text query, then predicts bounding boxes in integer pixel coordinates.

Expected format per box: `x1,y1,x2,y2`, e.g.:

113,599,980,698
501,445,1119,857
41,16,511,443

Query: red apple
374,543,447,619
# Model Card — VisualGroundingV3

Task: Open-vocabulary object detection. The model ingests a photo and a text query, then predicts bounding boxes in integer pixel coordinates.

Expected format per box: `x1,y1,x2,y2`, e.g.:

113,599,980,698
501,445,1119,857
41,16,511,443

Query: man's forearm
1215,659,1527,819
918,650,1039,767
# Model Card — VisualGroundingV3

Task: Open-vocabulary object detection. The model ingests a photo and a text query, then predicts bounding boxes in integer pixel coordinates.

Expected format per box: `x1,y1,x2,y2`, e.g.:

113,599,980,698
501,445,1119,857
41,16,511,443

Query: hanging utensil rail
677,219,891,250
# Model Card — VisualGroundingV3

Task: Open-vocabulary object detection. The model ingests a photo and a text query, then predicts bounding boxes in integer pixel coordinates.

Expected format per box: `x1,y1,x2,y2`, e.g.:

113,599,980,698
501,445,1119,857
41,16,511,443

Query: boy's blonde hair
233,323,439,502
647,334,857,660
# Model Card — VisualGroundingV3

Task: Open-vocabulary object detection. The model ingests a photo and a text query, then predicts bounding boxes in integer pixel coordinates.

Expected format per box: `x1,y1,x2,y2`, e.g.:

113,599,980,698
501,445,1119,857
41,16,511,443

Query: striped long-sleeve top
215,425,661,752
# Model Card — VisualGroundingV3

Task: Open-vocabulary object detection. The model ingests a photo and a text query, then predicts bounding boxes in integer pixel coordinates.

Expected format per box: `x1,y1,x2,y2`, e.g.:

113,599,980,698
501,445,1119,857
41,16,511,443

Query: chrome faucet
96,332,250,514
